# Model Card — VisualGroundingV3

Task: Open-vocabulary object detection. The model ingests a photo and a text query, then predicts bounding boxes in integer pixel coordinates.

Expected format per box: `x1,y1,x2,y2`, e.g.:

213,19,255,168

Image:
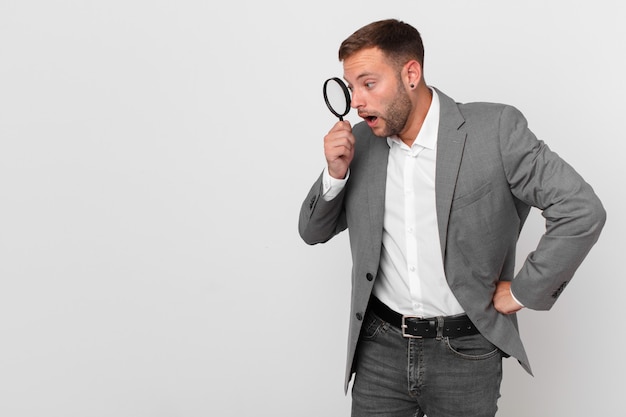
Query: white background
1,1,624,416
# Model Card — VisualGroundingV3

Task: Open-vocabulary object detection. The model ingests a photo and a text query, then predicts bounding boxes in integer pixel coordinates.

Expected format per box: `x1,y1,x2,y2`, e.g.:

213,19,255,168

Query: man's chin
366,119,388,137
371,126,392,138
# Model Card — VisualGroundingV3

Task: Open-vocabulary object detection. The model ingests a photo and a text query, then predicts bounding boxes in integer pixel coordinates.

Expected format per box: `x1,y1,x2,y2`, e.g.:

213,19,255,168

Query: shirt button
366,273,374,281
409,265,416,272
356,313,363,321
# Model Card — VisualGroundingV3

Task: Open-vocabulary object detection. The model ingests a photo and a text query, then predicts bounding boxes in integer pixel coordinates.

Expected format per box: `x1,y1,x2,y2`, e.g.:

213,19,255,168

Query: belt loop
435,316,444,340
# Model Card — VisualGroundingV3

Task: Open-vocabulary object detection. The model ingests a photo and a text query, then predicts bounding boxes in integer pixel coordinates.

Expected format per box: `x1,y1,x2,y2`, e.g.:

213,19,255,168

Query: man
298,19,606,417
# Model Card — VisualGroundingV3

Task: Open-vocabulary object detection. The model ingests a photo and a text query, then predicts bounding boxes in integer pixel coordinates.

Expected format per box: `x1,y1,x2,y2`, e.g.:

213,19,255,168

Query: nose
350,89,364,109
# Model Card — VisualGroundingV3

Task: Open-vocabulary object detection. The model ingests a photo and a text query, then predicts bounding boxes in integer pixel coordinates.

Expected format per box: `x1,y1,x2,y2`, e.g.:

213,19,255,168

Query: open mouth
363,115,379,127
360,112,378,124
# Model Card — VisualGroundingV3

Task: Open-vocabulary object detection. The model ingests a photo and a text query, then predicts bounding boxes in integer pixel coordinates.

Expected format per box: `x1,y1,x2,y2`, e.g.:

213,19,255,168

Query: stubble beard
378,84,412,138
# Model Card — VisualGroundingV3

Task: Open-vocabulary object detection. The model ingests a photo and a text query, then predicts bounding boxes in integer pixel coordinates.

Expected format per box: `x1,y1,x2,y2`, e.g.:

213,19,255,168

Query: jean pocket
445,334,501,360
359,312,387,341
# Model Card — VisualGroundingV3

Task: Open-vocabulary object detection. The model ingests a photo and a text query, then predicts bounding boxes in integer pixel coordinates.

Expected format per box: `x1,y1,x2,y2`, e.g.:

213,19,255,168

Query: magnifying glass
323,77,351,121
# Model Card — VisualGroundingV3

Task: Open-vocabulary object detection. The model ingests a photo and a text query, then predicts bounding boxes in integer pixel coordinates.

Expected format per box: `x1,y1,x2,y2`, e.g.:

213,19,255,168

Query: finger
325,142,353,160
328,120,352,134
325,132,354,151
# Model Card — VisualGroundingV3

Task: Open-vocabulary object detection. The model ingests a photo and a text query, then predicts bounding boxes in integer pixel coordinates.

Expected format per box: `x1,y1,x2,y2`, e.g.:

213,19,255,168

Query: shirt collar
386,87,440,150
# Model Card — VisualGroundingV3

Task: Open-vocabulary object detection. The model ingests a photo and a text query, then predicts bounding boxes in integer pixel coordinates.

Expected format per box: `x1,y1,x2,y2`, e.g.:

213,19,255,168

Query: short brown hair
338,19,425,70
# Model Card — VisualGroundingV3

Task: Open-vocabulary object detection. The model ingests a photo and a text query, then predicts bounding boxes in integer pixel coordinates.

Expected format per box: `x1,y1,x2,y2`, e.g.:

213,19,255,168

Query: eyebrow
344,72,377,86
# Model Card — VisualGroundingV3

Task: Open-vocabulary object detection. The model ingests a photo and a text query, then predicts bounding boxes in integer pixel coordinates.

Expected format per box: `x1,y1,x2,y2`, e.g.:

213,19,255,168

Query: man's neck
399,85,433,147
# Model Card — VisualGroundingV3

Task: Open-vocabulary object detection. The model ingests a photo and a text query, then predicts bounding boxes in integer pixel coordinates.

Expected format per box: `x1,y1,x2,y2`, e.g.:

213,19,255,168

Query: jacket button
356,313,363,321
366,273,373,281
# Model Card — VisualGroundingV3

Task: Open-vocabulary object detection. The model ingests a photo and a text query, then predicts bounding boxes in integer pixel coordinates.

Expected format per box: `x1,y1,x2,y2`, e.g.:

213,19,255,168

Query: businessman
298,19,606,417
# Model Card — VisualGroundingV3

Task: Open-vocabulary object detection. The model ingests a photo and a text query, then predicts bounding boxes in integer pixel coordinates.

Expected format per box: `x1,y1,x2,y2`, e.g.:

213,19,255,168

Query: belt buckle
401,315,423,339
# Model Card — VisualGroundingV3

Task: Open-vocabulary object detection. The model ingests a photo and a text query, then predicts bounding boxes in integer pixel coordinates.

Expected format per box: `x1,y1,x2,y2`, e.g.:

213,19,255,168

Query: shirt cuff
322,167,349,201
510,288,525,308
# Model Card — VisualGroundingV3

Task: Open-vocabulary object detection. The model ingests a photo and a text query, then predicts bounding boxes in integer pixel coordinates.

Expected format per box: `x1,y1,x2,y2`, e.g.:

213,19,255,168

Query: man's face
343,47,412,138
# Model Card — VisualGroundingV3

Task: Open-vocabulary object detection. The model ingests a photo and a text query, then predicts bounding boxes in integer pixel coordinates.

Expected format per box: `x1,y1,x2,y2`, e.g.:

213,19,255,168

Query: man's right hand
324,120,355,180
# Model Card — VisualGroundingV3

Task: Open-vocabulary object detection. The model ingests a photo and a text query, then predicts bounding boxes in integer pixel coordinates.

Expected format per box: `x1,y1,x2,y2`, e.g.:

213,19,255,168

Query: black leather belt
368,296,479,339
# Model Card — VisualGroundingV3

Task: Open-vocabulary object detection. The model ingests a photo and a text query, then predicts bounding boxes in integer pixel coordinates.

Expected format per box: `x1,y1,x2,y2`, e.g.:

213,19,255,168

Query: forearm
512,198,605,309
298,172,348,245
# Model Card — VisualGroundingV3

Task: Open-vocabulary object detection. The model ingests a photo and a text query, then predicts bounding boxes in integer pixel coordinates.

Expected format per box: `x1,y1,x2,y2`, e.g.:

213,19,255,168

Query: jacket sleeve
499,106,607,310
298,171,348,245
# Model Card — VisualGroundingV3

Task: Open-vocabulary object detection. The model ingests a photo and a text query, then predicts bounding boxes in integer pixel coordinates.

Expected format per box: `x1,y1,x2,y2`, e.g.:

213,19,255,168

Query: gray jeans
351,311,503,417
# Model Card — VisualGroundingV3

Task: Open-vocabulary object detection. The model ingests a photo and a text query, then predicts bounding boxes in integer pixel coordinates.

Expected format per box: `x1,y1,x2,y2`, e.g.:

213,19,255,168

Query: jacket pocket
451,182,492,211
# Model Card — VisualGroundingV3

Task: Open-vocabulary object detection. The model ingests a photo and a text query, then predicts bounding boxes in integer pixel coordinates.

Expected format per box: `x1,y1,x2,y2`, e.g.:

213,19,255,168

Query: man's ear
404,60,422,89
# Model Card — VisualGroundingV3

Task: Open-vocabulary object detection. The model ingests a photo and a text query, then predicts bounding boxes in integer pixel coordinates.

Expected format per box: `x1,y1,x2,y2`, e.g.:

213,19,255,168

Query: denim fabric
351,311,503,417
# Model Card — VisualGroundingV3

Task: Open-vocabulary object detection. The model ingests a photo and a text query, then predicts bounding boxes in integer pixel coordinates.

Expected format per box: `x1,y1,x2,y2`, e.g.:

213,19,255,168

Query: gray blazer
298,88,606,391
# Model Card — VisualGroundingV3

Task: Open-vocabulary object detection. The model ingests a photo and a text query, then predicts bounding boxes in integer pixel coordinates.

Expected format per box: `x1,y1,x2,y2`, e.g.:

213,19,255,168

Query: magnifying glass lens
323,77,351,120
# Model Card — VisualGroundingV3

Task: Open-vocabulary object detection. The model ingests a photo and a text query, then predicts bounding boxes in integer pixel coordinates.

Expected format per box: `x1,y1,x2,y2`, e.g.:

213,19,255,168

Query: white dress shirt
373,89,464,317
323,89,465,317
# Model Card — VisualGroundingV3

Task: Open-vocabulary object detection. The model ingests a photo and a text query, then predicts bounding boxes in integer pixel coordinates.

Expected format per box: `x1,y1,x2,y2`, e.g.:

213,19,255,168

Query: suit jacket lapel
434,88,467,260
366,132,389,245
